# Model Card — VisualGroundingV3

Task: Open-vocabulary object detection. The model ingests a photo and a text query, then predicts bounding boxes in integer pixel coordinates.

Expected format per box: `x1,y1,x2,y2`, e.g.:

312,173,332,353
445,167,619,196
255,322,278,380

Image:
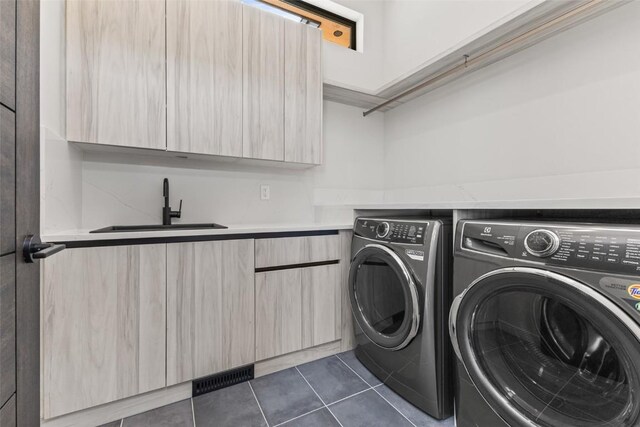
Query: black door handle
22,235,66,263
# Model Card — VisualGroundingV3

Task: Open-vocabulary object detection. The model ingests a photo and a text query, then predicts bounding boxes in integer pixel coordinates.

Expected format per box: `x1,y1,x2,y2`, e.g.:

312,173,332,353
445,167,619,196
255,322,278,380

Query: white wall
325,0,532,92
383,1,640,204
322,0,386,92
380,0,531,86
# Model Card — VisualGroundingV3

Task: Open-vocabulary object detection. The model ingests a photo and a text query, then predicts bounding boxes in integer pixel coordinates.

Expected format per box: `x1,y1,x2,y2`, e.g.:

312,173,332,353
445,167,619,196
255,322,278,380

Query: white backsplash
81,157,316,229
41,101,386,233
41,128,82,234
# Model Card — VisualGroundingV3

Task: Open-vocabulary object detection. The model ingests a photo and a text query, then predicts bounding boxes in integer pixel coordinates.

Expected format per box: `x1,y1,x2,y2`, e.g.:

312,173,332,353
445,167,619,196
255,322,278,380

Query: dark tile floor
100,351,455,427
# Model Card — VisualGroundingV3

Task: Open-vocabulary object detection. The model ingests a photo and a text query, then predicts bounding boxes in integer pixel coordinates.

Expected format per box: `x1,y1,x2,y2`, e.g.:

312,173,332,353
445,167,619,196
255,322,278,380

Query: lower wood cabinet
40,233,346,418
42,245,167,419
256,264,341,360
256,269,302,360
166,239,255,385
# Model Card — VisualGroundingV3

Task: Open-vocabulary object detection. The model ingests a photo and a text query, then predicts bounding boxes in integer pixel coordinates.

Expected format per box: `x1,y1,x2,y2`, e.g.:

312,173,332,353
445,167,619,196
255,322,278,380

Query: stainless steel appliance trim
448,293,464,361
350,243,421,351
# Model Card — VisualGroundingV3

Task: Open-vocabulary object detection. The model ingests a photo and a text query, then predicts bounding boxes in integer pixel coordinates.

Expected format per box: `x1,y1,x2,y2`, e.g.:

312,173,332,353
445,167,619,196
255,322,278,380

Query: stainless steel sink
90,223,227,233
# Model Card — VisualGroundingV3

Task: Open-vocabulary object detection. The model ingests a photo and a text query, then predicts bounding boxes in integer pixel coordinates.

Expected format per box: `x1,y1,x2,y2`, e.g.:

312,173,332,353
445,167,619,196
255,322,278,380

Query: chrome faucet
162,178,182,226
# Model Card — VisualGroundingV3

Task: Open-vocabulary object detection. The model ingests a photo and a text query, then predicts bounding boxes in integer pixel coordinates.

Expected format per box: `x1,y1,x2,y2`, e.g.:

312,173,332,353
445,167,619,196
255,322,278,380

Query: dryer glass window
469,287,640,427
349,245,420,350
354,254,406,335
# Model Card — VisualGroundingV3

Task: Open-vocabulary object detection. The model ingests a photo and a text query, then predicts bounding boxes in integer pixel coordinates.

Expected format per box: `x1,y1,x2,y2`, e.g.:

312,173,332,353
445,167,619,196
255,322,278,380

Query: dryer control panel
355,218,427,245
460,221,640,274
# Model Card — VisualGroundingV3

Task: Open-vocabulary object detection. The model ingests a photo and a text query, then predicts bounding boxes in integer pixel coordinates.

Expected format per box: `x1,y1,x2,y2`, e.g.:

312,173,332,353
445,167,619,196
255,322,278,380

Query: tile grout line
372,387,418,427
335,353,373,388
191,398,196,427
294,366,328,406
326,386,372,406
294,366,344,427
272,406,325,427
248,381,270,427
336,354,416,427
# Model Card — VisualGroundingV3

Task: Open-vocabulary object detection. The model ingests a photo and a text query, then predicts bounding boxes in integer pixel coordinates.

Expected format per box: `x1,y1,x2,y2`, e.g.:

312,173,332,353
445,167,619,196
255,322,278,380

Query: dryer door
349,244,420,351
449,267,640,427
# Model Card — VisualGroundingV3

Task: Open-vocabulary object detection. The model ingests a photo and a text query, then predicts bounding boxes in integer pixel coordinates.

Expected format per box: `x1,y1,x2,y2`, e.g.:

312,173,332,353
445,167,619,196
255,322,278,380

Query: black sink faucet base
163,178,182,226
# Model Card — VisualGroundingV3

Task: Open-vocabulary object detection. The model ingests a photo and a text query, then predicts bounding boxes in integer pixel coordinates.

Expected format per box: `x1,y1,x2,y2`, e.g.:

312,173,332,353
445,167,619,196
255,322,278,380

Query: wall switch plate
260,185,270,200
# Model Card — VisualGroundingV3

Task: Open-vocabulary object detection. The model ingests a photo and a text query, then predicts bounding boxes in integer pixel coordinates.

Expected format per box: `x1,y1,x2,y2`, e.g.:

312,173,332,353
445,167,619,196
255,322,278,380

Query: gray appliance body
451,220,640,427
349,217,453,420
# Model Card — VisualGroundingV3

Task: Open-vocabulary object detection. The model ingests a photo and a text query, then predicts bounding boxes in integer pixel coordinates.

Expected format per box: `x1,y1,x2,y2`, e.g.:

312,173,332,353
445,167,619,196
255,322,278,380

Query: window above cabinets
244,0,359,50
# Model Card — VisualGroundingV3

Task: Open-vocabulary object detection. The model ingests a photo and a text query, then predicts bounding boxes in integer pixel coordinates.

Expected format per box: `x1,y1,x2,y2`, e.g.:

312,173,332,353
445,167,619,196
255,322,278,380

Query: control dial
525,229,560,257
376,222,390,238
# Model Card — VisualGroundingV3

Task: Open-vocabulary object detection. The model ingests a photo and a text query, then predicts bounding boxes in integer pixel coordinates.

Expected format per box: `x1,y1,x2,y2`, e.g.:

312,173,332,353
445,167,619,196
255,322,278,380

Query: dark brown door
1,0,40,426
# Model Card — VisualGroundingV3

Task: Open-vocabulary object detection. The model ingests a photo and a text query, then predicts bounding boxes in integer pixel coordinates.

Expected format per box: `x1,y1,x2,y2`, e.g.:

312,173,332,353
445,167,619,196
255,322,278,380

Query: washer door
449,267,640,427
349,244,420,350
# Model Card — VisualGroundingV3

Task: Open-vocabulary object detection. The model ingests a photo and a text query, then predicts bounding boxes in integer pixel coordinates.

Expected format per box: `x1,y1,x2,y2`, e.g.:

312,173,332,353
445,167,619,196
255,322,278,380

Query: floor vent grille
192,365,255,397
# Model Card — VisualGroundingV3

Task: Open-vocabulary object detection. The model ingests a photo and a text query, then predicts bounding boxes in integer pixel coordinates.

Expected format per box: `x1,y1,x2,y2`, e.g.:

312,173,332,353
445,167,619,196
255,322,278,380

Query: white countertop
335,197,640,211
43,222,354,242
43,197,640,243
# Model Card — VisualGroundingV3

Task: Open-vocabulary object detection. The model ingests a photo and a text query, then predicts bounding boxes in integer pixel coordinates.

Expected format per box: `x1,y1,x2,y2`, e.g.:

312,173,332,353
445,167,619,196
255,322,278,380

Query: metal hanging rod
362,0,608,117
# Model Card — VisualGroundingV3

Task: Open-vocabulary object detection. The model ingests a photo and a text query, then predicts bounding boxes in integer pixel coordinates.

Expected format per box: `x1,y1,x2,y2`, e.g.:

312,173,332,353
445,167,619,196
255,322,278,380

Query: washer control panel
461,221,640,274
355,218,427,245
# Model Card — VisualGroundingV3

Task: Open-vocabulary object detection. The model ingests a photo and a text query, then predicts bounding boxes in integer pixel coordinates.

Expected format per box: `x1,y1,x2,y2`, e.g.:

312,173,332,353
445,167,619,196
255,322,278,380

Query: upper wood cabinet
242,5,285,161
167,239,255,386
66,1,323,164
167,0,243,157
66,0,166,149
42,245,167,419
242,5,323,164
284,20,322,165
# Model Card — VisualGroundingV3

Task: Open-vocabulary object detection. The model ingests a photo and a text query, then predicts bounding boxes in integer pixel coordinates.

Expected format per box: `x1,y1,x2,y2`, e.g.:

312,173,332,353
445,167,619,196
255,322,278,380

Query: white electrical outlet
260,185,270,200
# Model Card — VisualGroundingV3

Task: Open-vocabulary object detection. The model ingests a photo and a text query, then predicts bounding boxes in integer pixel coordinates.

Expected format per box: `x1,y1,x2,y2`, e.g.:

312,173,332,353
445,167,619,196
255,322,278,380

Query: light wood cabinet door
256,264,341,361
167,240,255,385
167,0,243,156
284,21,322,165
302,264,341,348
243,5,285,161
66,0,166,149
256,269,302,360
42,245,167,418
255,234,340,269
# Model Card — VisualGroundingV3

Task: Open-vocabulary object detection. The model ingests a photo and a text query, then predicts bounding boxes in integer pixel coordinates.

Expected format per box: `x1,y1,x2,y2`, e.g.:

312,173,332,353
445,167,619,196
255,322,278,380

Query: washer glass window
454,270,640,427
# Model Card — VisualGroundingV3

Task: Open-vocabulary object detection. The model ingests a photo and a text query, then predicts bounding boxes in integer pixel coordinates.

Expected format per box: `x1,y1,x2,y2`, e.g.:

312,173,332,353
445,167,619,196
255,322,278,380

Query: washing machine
450,220,640,427
349,216,453,419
